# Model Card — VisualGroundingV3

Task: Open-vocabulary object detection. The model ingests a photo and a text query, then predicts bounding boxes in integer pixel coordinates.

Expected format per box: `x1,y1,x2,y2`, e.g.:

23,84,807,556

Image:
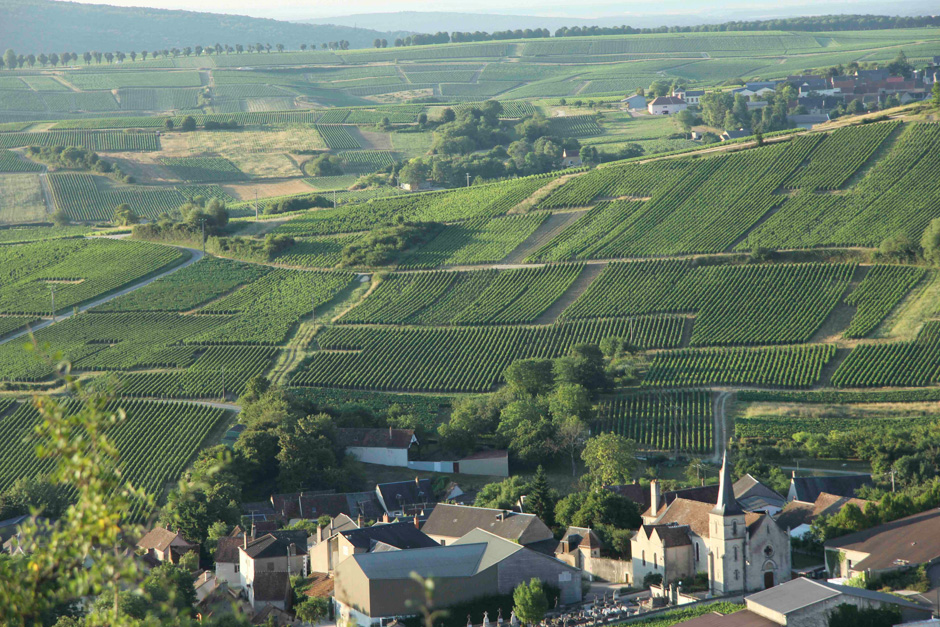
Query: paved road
0,245,204,347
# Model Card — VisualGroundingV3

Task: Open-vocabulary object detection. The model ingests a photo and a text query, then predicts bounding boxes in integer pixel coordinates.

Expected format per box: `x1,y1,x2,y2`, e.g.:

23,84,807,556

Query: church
631,453,791,594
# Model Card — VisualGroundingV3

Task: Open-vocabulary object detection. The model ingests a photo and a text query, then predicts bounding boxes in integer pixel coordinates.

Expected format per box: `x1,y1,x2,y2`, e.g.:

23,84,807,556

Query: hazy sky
60,0,798,21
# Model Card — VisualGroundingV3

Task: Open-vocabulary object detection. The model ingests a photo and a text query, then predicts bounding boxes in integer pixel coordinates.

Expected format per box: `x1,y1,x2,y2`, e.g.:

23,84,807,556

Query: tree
51,209,70,227
164,118,174,131
438,395,502,455
549,384,591,476
296,596,330,622
180,116,196,132
922,218,940,266
513,579,548,626
525,466,556,527
398,159,429,190
887,51,912,78
553,343,607,392
112,204,139,226
581,433,638,488
497,397,555,465
503,359,554,397
474,476,529,510
555,490,640,530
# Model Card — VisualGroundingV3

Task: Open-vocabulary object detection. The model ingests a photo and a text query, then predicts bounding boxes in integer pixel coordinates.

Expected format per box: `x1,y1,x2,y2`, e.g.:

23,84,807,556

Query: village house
648,95,687,115
237,530,309,608
264,489,384,524
421,502,554,548
721,128,752,141
775,492,873,539
337,427,418,468
309,519,438,574
632,453,791,594
375,478,434,517
136,527,198,564
561,149,582,167
333,528,582,627
787,473,872,503
673,89,705,105
824,508,940,581
734,81,777,98
621,94,647,110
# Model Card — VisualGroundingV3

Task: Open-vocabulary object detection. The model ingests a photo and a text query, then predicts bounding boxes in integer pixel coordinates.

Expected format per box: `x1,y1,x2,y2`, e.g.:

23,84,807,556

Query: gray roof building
421,503,554,546
745,577,931,626
787,473,872,503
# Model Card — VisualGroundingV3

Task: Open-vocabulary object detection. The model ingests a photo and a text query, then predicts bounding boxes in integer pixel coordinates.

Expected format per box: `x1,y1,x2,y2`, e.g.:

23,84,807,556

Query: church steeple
711,451,743,516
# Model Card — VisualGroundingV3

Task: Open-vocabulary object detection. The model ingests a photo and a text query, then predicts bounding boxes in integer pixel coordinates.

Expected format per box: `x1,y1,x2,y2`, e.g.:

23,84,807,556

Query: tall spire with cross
711,450,743,516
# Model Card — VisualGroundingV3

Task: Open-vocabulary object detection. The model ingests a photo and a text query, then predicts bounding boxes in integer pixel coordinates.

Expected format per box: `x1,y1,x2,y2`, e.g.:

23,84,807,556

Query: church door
763,571,775,589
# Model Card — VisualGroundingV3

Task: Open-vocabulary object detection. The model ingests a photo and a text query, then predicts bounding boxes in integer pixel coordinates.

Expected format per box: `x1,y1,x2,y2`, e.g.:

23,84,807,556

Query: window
653,553,657,569
559,572,571,582
733,547,738,561
642,551,646,567
234,564,240,573
695,544,700,562
732,521,738,536
734,570,740,581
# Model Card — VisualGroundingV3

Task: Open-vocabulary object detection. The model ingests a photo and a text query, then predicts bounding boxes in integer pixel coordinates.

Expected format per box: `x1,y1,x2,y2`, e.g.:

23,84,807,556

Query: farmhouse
337,427,418,467
309,520,438,573
824,508,940,580
375,478,434,516
673,89,705,105
774,492,873,538
648,95,688,115
561,149,582,167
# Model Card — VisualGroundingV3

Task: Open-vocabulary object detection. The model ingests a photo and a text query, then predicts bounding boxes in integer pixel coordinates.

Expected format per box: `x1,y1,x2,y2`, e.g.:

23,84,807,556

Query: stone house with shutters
136,527,198,564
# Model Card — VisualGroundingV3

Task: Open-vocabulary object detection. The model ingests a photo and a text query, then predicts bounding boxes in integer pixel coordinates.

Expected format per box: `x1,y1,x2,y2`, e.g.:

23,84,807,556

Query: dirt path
0,246,203,347
500,211,585,264
535,263,606,324
712,392,731,462
37,171,54,217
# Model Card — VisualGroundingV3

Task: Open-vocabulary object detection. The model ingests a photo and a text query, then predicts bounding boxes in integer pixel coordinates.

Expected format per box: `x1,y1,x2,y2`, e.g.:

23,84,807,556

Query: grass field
0,174,48,223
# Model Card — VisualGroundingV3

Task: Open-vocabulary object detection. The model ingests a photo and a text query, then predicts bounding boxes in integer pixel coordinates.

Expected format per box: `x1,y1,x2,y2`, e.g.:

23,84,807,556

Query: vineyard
784,121,899,191
293,318,682,392
831,322,940,388
742,123,940,250
340,265,595,326
643,344,835,388
316,125,362,150
96,256,270,312
0,149,43,173
842,265,926,338
0,238,185,316
49,173,188,221
272,177,550,236
0,131,161,152
594,390,713,453
64,71,203,90
547,115,603,137
270,235,362,268
562,261,854,346
160,156,248,182
735,404,940,442
188,269,353,344
0,398,229,521
399,213,549,268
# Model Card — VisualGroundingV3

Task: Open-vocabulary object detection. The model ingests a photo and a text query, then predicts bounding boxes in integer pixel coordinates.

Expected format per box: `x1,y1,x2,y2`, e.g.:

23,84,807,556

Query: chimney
357,514,363,528
389,425,393,439
251,523,256,540
382,512,389,523
651,480,661,516
414,515,420,529
243,533,248,550
298,493,304,519
415,476,421,488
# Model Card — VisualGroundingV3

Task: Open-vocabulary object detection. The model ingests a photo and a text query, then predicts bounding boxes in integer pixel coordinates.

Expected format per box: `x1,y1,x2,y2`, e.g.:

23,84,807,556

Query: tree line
553,14,940,37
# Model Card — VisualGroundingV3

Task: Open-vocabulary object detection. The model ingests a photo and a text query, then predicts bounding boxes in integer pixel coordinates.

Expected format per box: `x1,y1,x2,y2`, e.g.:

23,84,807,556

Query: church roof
712,452,744,516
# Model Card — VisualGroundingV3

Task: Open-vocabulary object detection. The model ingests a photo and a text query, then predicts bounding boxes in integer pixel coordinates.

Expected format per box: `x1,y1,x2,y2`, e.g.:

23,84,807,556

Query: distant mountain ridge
0,0,409,54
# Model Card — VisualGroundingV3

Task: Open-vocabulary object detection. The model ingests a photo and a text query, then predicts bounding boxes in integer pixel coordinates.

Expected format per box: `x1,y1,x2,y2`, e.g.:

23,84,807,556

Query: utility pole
466,172,470,187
